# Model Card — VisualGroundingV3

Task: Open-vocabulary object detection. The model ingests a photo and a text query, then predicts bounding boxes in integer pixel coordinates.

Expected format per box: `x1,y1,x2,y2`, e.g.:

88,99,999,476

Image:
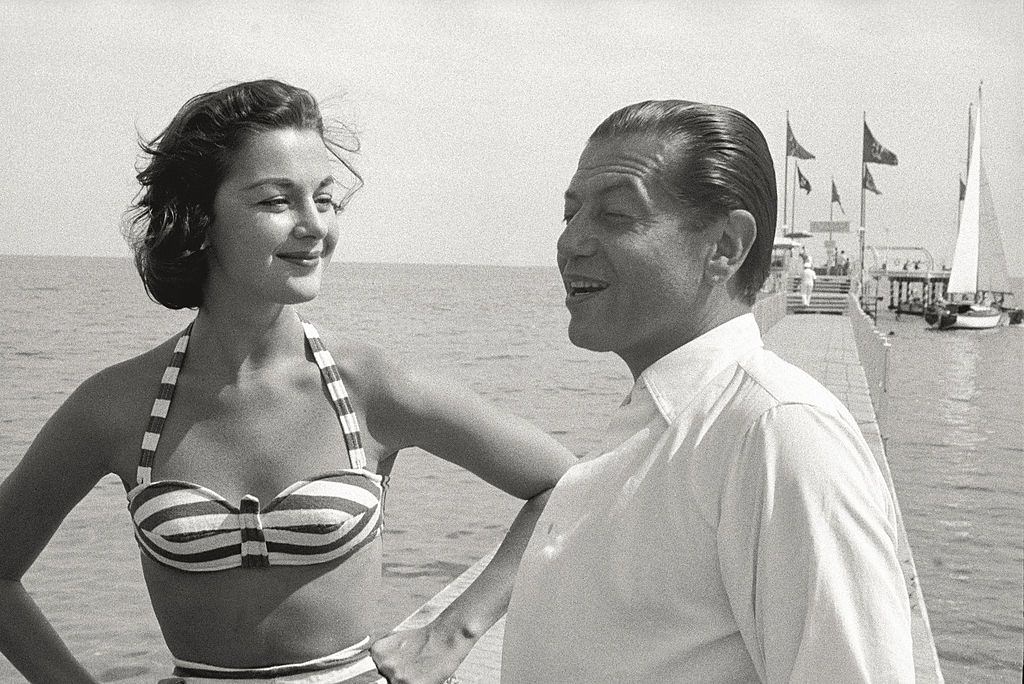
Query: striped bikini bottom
159,637,384,683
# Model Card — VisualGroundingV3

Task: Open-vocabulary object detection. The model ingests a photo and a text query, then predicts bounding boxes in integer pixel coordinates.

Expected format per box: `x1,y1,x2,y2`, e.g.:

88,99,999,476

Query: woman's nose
293,199,331,238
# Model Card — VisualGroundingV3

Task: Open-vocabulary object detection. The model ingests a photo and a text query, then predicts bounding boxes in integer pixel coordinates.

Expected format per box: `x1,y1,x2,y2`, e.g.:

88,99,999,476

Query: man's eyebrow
564,179,638,203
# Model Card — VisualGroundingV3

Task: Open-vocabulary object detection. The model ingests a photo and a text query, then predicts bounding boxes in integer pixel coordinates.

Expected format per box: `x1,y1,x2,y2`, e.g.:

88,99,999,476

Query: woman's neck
189,298,306,380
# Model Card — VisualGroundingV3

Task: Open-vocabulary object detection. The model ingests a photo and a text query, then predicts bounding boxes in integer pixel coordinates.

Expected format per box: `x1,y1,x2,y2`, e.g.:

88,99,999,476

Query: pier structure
868,267,951,316
398,294,944,683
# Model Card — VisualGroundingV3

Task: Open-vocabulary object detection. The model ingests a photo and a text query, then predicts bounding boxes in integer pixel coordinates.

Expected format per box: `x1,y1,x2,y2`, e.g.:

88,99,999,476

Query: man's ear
706,209,756,282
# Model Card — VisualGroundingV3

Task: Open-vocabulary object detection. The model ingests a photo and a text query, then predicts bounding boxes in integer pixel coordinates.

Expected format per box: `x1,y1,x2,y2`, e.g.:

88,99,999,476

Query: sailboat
926,85,1014,330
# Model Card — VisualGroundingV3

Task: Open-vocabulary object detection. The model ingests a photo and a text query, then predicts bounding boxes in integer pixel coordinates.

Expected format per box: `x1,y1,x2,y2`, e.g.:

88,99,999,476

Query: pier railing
752,292,787,332
847,294,891,431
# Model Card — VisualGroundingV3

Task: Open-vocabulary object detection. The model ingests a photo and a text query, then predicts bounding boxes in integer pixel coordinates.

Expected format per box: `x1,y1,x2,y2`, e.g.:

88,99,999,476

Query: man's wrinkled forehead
566,135,676,202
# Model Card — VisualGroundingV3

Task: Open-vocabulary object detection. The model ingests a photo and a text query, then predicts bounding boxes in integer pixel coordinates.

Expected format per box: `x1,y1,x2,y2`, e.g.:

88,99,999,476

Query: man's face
557,135,717,375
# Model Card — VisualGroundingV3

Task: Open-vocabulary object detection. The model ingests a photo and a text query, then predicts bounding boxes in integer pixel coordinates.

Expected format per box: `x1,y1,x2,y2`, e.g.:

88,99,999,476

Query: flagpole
791,165,798,237
828,177,834,264
829,177,834,222
782,111,790,233
859,112,867,307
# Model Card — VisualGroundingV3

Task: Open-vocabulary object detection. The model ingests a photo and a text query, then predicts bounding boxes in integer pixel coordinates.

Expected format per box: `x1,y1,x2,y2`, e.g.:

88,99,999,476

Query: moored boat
925,302,1002,329
927,84,1014,330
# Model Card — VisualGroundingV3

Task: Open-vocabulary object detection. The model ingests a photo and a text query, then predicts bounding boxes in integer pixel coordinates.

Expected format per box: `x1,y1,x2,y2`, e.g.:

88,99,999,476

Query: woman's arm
0,375,114,683
360,352,574,682
361,352,573,498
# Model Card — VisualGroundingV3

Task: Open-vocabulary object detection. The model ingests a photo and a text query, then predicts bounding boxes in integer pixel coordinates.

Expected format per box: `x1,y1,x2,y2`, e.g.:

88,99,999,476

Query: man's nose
557,216,598,259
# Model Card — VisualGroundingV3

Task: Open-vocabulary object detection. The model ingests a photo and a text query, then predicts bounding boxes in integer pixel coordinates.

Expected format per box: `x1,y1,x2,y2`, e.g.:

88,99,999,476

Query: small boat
925,302,1002,329
927,85,1012,330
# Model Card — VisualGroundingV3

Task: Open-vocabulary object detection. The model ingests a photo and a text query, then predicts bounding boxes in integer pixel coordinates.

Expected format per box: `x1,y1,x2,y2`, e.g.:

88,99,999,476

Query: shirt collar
638,313,763,422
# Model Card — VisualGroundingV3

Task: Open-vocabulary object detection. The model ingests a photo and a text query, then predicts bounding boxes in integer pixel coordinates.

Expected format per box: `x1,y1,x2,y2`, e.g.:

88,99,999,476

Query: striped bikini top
126,320,386,572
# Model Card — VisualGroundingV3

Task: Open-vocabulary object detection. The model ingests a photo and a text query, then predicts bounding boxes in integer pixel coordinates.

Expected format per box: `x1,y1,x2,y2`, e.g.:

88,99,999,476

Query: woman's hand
370,624,468,684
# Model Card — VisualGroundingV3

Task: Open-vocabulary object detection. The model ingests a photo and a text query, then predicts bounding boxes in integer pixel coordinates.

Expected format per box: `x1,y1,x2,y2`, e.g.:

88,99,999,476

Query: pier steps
786,274,851,315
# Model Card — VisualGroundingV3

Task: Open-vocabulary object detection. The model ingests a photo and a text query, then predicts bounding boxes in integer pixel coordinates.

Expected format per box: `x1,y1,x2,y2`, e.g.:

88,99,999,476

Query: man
800,257,816,306
501,101,914,682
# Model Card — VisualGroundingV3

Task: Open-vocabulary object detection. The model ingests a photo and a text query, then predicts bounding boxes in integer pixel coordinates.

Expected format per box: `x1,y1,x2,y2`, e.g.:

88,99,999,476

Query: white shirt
502,314,914,683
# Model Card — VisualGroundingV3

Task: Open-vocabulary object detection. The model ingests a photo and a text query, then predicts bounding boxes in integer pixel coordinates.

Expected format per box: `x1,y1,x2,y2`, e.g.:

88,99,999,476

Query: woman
0,80,573,683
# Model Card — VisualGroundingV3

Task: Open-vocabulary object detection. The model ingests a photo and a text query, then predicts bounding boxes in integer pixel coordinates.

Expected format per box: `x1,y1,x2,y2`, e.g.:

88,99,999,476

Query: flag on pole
786,121,815,159
863,122,898,165
958,176,966,201
863,165,881,195
831,180,845,214
797,164,811,193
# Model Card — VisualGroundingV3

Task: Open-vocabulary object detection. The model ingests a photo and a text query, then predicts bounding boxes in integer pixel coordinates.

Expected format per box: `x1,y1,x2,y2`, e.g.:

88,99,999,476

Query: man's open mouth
568,280,609,297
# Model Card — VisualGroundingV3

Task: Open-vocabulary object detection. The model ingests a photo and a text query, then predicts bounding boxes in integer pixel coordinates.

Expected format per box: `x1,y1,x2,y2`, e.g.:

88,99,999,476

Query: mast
957,104,971,232
975,84,981,293
948,84,982,297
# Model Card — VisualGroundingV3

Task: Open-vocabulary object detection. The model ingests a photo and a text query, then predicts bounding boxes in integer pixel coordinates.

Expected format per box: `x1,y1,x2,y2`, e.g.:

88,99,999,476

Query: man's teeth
570,280,608,295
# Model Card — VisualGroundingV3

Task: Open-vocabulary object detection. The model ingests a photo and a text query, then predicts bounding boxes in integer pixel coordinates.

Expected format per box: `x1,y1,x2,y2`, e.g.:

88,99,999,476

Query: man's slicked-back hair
590,100,777,304
124,79,361,309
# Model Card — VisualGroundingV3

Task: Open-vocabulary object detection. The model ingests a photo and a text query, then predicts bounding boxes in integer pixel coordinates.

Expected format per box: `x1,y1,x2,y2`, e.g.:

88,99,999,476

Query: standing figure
501,100,914,682
800,258,816,307
0,79,573,684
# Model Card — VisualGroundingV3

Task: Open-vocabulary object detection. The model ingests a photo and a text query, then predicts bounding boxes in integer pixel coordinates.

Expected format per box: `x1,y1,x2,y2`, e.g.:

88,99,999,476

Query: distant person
838,250,850,275
501,99,915,682
0,79,573,683
800,258,816,306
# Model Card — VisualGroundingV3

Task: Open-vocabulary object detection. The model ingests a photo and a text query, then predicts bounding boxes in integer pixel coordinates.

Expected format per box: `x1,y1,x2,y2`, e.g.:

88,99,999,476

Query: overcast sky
2,0,1021,274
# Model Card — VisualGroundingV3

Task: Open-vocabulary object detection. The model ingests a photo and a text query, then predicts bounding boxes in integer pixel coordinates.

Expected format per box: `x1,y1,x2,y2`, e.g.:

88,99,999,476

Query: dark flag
959,176,966,201
863,165,881,195
786,121,815,159
863,122,898,165
831,180,845,214
797,164,811,193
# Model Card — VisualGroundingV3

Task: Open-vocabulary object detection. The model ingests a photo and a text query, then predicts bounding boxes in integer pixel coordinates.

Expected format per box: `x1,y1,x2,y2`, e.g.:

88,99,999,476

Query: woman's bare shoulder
63,335,182,447
13,335,184,488
78,337,179,404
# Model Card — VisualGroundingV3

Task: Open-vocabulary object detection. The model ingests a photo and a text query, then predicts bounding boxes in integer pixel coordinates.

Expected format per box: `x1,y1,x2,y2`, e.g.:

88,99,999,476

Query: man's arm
718,403,915,683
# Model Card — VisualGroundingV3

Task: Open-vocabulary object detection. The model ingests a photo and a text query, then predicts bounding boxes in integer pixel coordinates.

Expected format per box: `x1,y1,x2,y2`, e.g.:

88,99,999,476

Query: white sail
977,162,1012,294
948,102,981,295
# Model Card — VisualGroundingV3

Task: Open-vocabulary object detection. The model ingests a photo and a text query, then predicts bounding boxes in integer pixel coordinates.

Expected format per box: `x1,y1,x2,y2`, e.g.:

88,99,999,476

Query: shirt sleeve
717,403,915,683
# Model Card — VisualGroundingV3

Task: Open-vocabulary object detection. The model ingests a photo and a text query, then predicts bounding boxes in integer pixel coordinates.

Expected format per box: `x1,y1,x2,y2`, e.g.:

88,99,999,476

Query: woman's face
204,127,341,307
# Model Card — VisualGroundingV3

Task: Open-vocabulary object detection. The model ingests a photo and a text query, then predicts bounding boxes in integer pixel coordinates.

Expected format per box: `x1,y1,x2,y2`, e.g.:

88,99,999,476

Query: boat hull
926,303,1002,330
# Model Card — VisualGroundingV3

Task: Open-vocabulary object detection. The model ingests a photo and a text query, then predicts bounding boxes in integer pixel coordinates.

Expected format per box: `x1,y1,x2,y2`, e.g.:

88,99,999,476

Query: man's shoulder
731,347,840,415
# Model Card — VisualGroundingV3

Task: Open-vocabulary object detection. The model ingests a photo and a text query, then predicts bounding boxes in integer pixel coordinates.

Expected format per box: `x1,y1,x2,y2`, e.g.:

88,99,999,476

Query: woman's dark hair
590,100,777,305
125,79,361,309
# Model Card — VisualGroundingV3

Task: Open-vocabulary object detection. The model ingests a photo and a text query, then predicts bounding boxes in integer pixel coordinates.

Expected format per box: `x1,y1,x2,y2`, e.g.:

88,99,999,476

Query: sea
0,254,1021,683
